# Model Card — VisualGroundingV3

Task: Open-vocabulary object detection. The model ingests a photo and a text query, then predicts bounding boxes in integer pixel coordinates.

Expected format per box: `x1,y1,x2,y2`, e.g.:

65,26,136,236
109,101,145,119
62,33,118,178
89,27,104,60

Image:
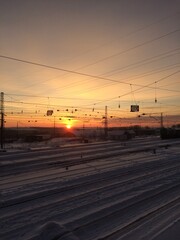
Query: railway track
1,179,179,240
0,138,180,240
0,148,179,204
1,138,179,177
0,149,178,189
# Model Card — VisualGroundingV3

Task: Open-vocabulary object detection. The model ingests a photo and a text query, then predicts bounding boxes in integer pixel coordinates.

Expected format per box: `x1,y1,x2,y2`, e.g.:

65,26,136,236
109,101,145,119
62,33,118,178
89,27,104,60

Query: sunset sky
0,0,180,128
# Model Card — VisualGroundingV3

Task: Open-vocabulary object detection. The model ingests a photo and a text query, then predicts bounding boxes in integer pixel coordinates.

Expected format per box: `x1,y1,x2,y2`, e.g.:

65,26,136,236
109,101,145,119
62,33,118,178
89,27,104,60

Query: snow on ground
153,220,180,240
0,137,180,240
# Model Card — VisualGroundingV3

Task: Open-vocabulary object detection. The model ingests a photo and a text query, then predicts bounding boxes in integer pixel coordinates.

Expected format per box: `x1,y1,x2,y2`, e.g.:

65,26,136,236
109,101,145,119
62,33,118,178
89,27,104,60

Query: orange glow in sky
0,1,179,128
66,124,71,129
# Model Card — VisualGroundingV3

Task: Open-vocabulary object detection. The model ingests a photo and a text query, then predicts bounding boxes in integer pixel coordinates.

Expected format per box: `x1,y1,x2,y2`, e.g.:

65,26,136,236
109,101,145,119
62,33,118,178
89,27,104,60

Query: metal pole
160,112,163,128
1,92,4,149
17,121,19,139
104,106,108,139
82,122,85,142
53,116,56,137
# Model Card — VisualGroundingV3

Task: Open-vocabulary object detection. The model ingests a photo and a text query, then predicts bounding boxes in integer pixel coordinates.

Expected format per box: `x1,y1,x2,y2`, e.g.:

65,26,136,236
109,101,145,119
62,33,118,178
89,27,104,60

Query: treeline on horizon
2,124,180,143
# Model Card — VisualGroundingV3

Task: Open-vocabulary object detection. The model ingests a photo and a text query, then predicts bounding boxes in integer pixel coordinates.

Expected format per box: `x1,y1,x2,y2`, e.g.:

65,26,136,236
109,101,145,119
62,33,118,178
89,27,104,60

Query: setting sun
66,124,71,129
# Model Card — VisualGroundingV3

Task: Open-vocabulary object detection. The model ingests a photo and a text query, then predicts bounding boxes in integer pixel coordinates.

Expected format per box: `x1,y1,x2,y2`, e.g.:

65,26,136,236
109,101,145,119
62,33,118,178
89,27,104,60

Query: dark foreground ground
0,137,180,240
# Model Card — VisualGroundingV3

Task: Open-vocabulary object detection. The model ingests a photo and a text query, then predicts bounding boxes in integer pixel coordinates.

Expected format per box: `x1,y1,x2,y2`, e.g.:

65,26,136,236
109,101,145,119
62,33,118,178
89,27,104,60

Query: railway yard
0,137,180,240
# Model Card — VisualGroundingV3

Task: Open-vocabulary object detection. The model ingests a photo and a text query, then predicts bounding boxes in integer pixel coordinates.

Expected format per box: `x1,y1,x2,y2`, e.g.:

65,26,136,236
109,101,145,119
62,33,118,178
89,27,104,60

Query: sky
0,0,180,128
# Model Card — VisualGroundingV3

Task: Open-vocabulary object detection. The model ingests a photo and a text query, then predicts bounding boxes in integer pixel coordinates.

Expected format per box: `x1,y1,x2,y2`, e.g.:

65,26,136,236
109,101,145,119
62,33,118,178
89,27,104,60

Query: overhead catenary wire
5,93,102,102
65,28,180,70
5,100,179,128
52,53,180,98
19,49,178,93
1,58,179,103
73,11,180,73
89,70,180,106
58,64,180,99
4,68,180,110
2,18,172,97
100,50,180,78
1,9,179,127
39,14,180,90
1,27,179,109
123,63,180,83
2,31,179,117
0,54,144,87
0,28,180,87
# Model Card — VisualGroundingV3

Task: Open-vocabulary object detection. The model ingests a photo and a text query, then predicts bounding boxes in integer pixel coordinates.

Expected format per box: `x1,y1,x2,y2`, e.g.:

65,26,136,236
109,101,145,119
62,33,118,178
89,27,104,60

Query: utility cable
0,29,179,89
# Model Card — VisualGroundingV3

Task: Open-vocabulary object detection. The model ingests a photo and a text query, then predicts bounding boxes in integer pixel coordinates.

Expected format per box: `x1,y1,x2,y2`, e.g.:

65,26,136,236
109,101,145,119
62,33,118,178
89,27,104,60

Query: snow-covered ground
0,137,180,240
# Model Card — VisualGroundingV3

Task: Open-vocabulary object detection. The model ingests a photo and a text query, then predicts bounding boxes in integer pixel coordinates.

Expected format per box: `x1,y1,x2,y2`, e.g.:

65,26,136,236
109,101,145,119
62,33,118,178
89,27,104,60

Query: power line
101,49,180,78
10,14,180,92
124,64,180,83
60,65,180,97
40,49,180,96
89,70,180,106
4,69,179,110
69,28,180,70
47,12,179,76
0,29,179,89
5,93,101,102
0,54,137,86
